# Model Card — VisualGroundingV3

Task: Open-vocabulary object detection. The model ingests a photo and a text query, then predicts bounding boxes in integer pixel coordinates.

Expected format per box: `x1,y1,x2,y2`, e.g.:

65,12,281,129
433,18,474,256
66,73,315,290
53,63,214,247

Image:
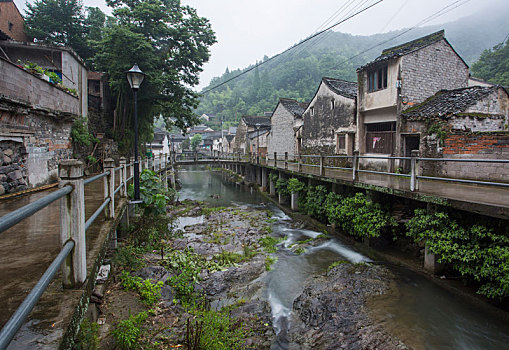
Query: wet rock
288,263,407,349
134,266,170,283
3,148,13,157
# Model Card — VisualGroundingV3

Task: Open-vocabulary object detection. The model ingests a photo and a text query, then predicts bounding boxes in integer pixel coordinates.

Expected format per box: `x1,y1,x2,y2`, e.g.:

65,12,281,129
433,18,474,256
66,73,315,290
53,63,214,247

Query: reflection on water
179,165,509,350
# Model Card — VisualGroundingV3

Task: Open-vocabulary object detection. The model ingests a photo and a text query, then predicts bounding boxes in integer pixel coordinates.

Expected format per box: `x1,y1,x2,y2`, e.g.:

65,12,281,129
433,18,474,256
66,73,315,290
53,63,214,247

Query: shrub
111,312,148,349
327,192,396,238
303,185,329,221
128,169,174,215
406,209,509,299
287,178,305,194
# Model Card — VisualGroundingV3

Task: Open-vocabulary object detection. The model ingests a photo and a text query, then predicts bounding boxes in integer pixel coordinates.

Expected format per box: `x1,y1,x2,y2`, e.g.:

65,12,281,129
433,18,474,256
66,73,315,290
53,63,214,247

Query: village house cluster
223,30,509,181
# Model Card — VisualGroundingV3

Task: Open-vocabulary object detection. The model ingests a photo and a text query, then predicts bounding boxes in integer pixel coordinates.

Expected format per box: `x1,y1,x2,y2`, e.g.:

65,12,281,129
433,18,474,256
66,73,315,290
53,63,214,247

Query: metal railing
214,151,509,192
0,155,142,349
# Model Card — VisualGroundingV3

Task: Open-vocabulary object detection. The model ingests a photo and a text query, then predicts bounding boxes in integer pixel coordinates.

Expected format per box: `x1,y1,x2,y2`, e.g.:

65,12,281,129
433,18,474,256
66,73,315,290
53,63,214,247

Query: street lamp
126,64,146,201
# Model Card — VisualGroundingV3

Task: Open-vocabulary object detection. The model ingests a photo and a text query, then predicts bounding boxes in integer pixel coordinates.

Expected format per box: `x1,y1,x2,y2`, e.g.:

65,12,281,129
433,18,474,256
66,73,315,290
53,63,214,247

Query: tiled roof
402,86,502,118
279,98,308,117
242,115,271,127
322,77,357,99
358,30,446,71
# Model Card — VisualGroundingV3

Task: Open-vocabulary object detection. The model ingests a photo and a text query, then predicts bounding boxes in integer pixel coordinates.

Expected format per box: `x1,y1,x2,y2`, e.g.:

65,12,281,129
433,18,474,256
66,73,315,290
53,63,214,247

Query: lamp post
126,64,146,201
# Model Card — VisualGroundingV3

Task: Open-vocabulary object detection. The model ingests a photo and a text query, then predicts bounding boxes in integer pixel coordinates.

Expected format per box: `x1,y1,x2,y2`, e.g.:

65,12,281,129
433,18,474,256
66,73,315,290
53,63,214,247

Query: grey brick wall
267,105,296,156
0,57,80,115
401,40,468,106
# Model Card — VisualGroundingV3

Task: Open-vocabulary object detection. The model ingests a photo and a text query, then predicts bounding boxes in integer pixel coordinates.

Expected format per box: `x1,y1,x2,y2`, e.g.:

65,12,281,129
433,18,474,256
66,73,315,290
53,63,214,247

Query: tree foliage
92,0,216,153
190,134,202,151
471,39,509,86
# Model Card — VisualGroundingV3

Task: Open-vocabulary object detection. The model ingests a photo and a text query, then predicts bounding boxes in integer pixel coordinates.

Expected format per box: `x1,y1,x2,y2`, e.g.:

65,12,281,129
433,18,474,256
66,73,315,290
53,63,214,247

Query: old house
267,98,308,158
248,126,270,157
147,127,170,155
356,30,469,170
401,85,509,180
300,77,357,156
0,55,81,193
0,41,89,117
0,0,27,42
232,116,270,154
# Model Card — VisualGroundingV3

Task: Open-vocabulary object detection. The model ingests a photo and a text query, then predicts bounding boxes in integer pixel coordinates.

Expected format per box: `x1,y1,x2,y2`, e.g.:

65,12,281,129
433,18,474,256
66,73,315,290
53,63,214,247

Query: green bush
76,319,99,350
303,185,329,221
406,209,509,299
111,312,148,349
287,178,305,194
120,271,164,307
275,178,290,196
327,192,396,238
128,169,174,215
71,117,96,147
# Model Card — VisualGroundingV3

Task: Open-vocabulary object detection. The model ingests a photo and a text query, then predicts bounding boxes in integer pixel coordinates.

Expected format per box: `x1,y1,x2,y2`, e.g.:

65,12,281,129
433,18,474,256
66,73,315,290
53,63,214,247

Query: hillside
196,5,509,129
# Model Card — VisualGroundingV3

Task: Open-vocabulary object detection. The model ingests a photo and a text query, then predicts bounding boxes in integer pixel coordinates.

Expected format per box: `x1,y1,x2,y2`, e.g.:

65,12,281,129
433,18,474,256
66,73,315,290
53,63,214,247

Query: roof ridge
381,30,445,57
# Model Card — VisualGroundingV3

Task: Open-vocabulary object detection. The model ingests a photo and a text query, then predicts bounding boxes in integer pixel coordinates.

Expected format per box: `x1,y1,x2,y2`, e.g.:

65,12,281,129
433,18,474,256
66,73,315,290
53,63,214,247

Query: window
368,65,388,92
365,122,395,154
8,22,13,31
310,106,314,116
336,134,346,153
331,99,335,110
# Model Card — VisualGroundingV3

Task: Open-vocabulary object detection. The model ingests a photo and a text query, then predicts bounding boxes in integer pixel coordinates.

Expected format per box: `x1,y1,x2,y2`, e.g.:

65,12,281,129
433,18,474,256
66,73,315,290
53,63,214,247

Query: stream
178,166,509,349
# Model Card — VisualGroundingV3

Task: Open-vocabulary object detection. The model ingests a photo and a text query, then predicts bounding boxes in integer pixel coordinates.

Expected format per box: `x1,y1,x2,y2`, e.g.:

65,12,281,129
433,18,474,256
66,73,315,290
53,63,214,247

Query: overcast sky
14,0,503,90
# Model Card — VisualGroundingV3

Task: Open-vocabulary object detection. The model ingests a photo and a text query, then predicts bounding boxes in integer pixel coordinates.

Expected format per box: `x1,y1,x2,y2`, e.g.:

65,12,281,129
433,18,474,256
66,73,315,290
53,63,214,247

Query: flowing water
178,166,509,349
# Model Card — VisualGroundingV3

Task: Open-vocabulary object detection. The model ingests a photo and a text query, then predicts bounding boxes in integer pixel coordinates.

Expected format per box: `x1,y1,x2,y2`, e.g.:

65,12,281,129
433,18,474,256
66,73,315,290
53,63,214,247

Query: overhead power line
335,0,472,68
200,0,384,95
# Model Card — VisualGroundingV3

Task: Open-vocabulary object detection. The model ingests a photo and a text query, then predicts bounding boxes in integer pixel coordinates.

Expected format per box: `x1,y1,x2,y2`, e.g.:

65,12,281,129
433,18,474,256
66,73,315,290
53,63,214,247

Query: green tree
190,134,202,151
25,0,88,58
471,39,509,86
92,0,216,153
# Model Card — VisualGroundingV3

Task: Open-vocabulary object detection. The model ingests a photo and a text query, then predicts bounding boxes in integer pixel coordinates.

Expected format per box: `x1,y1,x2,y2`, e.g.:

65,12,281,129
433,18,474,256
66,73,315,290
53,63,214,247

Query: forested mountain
197,5,509,129
471,39,509,87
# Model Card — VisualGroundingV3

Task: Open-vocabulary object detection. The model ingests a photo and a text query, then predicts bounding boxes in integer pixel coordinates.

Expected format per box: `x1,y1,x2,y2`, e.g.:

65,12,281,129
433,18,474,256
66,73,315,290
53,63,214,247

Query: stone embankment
0,142,28,195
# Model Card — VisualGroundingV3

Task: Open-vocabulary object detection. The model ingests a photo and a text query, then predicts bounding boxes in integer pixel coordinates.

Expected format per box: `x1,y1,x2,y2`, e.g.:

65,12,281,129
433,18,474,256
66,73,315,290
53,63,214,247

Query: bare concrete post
274,152,277,168
120,157,127,197
59,160,86,287
284,152,288,170
130,156,135,181
278,171,284,204
298,155,302,172
320,154,325,176
424,203,444,274
159,153,163,172
269,172,276,197
410,150,420,192
104,158,115,219
291,191,299,211
352,150,359,182
261,167,267,191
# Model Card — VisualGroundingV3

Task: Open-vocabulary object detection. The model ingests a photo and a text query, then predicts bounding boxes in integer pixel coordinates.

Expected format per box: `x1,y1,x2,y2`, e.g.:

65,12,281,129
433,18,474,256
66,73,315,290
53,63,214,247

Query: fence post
352,150,359,182
104,158,115,219
410,150,420,192
320,154,325,176
59,160,86,287
120,157,127,197
298,155,302,172
145,157,149,170
130,156,134,181
285,152,288,170
274,152,277,168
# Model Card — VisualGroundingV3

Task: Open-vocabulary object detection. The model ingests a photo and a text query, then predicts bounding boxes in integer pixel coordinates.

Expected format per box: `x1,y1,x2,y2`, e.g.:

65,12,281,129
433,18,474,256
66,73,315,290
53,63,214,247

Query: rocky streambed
91,200,406,349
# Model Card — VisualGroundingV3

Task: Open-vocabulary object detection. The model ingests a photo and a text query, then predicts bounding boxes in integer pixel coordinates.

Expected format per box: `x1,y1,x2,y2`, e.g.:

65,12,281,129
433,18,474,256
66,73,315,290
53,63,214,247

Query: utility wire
334,0,471,68
200,0,384,95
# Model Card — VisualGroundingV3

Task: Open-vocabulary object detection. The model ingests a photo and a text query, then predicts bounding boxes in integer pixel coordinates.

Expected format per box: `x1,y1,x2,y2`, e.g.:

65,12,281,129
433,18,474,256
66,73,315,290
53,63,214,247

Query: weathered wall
358,58,400,112
0,57,80,115
267,104,295,156
0,1,27,41
440,133,509,181
401,40,468,106
62,51,88,117
0,96,74,193
232,120,247,153
302,84,356,155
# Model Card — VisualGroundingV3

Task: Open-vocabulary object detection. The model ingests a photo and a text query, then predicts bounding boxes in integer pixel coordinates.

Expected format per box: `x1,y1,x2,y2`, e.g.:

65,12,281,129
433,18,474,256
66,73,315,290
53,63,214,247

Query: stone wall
0,57,80,115
232,120,247,153
267,104,295,156
401,40,468,106
302,85,356,155
0,96,75,193
0,141,28,194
